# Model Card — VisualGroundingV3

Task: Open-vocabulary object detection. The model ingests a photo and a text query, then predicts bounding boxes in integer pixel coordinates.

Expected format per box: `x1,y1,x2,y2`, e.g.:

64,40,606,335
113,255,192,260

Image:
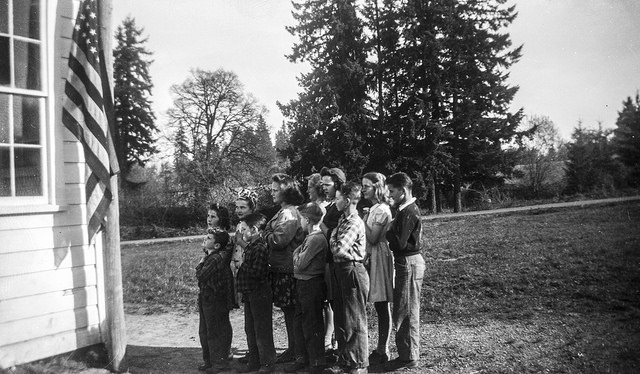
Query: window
0,0,46,200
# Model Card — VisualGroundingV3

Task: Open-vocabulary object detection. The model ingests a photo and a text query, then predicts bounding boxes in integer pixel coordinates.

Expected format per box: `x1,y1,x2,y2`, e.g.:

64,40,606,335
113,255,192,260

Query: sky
112,0,640,142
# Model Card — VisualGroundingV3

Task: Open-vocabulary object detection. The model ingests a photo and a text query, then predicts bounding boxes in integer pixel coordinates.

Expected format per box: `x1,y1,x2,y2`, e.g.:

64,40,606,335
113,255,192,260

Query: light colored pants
393,254,425,361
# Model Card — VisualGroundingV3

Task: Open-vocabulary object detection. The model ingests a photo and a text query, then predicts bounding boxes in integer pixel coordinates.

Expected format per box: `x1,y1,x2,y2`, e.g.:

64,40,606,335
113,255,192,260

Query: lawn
119,202,640,373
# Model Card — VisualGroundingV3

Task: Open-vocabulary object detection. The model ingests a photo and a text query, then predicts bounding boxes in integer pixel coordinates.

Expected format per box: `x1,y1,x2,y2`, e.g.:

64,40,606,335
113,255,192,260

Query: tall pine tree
435,0,523,211
279,0,371,178
361,0,522,210
113,17,157,181
612,92,640,186
281,0,524,210
565,123,621,194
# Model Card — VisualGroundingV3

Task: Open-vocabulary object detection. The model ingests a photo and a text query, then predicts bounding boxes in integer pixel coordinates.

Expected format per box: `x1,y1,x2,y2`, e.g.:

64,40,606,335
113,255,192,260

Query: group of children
195,169,425,374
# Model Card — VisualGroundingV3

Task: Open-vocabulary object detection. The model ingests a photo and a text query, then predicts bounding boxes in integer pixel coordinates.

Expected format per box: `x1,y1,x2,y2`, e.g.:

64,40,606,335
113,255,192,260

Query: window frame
0,0,49,206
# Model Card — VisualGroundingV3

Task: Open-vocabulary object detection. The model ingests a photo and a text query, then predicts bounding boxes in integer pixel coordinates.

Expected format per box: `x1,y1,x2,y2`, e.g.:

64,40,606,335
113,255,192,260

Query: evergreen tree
363,0,446,179
565,123,621,194
281,0,524,210
279,0,371,178
237,115,279,181
435,0,523,211
360,0,523,210
113,17,157,181
612,92,640,186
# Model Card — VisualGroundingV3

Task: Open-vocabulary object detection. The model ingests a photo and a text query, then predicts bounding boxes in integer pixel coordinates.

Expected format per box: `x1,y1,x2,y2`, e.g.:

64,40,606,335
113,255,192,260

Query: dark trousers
198,289,232,366
393,254,425,361
332,261,369,368
244,282,276,366
293,276,327,366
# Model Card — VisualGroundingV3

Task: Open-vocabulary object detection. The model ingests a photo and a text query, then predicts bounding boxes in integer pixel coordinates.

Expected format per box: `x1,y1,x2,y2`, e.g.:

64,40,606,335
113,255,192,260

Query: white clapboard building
0,0,125,369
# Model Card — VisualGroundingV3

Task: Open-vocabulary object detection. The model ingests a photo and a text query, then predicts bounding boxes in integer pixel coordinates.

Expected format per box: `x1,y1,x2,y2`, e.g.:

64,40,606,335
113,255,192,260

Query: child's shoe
198,363,212,371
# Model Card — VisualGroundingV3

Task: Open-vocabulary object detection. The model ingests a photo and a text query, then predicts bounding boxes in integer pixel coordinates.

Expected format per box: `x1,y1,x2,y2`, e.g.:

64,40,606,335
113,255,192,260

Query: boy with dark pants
319,167,346,362
384,172,425,372
196,229,233,374
325,183,369,374
286,203,328,374
236,213,276,373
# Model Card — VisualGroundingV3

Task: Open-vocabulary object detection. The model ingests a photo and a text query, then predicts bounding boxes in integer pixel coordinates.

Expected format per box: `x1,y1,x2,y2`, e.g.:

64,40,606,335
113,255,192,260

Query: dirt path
124,308,290,374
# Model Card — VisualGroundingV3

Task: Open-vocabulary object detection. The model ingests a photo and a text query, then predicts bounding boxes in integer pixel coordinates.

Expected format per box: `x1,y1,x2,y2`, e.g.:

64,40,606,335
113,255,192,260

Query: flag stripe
86,171,99,199
64,80,108,147
86,176,111,240
62,94,109,160
63,108,112,193
62,0,116,242
67,53,104,108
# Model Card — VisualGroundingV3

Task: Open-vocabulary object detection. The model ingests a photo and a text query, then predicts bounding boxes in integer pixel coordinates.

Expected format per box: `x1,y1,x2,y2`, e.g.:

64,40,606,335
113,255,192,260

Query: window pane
13,95,40,144
13,0,40,40
15,147,41,196
0,94,8,143
0,36,9,86
0,0,8,33
0,147,9,196
14,40,40,90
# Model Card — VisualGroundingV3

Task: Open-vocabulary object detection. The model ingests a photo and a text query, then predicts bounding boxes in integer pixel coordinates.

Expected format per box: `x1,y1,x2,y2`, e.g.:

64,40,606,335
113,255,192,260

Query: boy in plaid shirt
196,228,233,373
325,182,369,374
236,213,276,373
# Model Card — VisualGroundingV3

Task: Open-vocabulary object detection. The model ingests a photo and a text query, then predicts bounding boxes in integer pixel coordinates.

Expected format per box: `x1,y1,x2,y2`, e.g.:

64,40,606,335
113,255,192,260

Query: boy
319,167,346,358
384,172,425,372
286,203,328,374
319,166,346,238
196,228,233,373
236,213,276,373
325,182,369,374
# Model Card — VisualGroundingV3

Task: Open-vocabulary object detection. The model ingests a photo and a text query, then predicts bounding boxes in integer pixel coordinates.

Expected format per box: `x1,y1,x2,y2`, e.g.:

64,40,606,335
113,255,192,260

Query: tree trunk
429,173,436,214
454,160,462,213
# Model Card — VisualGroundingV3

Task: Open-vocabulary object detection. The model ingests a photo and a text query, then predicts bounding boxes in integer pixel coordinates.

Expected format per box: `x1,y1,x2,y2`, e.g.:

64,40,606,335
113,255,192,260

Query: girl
306,173,328,211
207,202,231,231
361,172,394,365
231,189,259,308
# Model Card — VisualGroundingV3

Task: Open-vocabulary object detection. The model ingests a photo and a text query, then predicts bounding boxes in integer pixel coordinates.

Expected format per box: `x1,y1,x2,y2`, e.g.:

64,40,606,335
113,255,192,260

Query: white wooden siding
0,0,107,368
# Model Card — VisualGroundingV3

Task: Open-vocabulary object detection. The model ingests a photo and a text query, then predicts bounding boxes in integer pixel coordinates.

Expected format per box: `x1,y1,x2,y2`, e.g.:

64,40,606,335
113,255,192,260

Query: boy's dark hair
206,228,230,249
320,167,346,191
297,202,324,225
387,172,413,190
242,212,267,231
208,203,230,230
340,182,362,202
279,186,305,206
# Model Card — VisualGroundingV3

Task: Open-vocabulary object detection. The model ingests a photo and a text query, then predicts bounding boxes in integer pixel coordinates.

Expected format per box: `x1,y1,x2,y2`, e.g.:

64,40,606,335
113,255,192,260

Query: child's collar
398,197,416,211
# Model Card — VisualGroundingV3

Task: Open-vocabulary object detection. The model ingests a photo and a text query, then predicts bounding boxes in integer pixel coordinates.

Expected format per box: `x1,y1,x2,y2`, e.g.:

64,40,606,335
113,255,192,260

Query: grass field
6,202,639,374
418,203,640,373
116,202,640,373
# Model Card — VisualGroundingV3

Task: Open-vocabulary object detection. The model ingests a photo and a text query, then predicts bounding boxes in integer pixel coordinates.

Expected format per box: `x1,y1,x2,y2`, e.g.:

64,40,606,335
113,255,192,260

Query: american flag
62,0,119,242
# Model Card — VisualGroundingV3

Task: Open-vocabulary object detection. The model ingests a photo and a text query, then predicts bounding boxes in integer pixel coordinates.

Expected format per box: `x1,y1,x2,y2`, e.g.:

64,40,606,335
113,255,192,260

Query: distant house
0,0,121,368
